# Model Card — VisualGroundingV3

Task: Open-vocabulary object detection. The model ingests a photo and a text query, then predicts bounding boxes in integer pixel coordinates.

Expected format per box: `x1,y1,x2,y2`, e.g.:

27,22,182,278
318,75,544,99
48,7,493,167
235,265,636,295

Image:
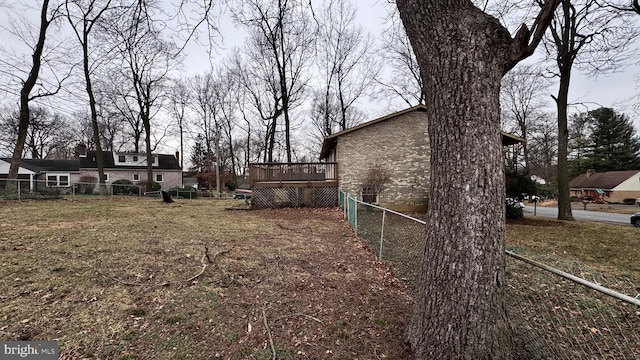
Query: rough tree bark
396,0,558,358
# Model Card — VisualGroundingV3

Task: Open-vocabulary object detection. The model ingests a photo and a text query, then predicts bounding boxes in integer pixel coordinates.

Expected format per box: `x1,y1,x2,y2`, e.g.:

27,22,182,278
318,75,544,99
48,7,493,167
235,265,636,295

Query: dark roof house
569,169,640,203
1,151,183,192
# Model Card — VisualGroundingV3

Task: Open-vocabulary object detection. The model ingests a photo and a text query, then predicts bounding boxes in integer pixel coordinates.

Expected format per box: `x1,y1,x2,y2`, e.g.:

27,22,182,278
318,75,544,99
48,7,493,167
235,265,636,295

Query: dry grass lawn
0,198,413,359
2,198,638,359
506,217,640,281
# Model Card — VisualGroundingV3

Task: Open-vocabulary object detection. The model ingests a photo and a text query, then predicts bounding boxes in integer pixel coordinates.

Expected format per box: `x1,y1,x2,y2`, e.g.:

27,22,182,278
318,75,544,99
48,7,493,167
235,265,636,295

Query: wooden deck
248,162,338,209
249,162,338,188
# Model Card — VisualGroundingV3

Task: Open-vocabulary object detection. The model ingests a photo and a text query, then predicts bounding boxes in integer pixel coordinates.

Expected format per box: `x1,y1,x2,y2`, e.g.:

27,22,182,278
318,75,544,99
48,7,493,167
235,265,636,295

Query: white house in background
0,150,182,193
0,158,39,190
79,150,182,189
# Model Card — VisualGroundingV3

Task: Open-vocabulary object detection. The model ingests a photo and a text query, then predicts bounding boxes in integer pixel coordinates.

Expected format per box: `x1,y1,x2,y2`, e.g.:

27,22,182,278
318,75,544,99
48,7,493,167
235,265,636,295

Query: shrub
112,179,139,195
506,198,524,220
78,175,97,194
225,180,237,191
622,198,637,205
137,180,161,192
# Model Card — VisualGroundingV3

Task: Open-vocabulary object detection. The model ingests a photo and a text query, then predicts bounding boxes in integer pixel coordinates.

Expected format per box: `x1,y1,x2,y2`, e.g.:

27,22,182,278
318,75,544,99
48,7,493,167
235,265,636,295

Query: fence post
379,209,386,261
354,196,358,237
342,191,347,219
18,180,21,201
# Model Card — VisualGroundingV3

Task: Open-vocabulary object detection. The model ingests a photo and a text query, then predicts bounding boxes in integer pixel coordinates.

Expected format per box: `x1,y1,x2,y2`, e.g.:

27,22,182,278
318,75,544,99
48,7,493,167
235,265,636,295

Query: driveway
523,205,635,225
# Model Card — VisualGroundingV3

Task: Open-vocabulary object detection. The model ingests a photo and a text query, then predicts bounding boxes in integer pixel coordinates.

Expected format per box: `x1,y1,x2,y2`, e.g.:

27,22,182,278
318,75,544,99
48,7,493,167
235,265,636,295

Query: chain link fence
0,179,205,200
340,191,640,358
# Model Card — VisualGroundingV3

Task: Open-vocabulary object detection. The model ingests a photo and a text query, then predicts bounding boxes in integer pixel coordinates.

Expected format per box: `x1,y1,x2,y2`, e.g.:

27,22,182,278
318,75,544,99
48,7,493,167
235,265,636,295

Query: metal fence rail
340,191,640,358
0,179,203,200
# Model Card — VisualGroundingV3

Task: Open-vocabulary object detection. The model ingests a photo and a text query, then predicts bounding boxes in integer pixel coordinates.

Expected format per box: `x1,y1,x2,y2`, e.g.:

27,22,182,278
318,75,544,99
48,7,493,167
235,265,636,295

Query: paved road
523,205,637,225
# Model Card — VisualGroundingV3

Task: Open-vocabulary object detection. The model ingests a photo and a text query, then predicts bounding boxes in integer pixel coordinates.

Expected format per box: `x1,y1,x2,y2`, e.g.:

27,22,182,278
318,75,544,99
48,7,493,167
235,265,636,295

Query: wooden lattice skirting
252,187,338,209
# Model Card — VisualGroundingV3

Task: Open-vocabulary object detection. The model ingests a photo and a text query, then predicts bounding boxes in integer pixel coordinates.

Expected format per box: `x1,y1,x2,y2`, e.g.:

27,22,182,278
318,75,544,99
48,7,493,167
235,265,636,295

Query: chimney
586,169,595,178
76,143,87,158
175,151,180,163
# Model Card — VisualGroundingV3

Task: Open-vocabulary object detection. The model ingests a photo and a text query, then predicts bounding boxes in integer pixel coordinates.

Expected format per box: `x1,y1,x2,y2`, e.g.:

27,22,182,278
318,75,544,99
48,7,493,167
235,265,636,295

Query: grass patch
506,217,639,280
0,198,413,358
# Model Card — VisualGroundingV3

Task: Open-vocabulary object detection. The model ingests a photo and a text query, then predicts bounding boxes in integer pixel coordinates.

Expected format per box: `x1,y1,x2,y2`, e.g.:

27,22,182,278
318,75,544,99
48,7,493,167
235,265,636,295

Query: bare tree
65,0,123,193
168,79,190,170
500,63,553,169
545,0,639,220
98,77,145,152
0,107,70,159
109,1,179,191
188,71,221,193
231,0,315,162
395,0,560,357
227,49,281,163
528,113,558,189
312,0,379,137
376,6,425,108
3,1,66,191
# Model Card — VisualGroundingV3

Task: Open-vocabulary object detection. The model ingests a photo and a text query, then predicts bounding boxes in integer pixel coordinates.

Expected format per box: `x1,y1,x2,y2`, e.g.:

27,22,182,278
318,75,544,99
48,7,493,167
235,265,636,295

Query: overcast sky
1,0,640,156
181,0,640,127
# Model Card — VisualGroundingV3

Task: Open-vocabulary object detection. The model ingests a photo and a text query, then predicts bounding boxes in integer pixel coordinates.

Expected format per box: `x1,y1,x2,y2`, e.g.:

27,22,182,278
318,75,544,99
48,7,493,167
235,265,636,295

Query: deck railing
249,162,337,187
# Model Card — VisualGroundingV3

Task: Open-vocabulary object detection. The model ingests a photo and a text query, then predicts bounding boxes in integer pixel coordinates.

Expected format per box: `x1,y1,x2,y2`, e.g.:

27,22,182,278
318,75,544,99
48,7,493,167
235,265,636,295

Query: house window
102,173,110,182
362,187,378,204
133,155,138,162
46,173,71,187
133,173,140,181
118,155,126,162
155,174,163,182
59,175,69,187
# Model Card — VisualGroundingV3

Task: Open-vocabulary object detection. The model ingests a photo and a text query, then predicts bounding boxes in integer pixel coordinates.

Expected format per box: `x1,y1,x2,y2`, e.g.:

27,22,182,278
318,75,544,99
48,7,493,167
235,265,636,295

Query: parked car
631,213,640,228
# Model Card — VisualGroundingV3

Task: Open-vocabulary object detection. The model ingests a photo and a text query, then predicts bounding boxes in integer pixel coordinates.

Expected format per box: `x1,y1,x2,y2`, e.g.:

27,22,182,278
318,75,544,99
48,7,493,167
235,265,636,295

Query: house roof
569,170,640,190
0,158,80,172
1,151,181,175
319,104,526,160
80,151,181,170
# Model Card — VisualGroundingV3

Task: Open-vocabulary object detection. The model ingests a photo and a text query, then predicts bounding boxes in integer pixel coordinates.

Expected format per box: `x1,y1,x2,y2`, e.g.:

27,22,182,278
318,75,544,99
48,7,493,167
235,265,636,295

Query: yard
0,198,412,359
1,198,638,359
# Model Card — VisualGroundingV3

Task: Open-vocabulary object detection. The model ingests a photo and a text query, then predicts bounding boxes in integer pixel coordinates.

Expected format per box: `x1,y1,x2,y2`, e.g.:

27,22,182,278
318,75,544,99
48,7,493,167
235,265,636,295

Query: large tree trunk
5,0,51,192
553,0,575,221
81,28,107,195
397,1,520,357
555,73,574,220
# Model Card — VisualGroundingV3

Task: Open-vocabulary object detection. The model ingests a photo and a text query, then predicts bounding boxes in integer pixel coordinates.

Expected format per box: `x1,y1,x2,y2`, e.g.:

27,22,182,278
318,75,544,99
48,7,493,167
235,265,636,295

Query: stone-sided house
569,169,640,203
319,104,525,212
1,150,182,193
320,105,431,211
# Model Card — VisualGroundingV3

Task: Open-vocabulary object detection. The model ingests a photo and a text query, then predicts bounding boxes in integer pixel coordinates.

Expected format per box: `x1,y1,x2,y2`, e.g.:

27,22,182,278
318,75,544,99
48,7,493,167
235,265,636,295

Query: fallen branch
274,313,323,324
185,253,208,283
276,222,319,236
90,246,232,287
262,307,277,360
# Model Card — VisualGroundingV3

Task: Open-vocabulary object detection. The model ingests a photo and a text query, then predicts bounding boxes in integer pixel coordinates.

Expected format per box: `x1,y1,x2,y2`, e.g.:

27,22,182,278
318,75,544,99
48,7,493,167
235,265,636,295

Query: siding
334,111,430,211
79,170,183,190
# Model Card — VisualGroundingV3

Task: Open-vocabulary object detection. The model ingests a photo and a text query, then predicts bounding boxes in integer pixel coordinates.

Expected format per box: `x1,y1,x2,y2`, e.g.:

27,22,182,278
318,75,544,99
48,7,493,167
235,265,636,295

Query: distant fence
0,179,206,200
340,191,640,359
